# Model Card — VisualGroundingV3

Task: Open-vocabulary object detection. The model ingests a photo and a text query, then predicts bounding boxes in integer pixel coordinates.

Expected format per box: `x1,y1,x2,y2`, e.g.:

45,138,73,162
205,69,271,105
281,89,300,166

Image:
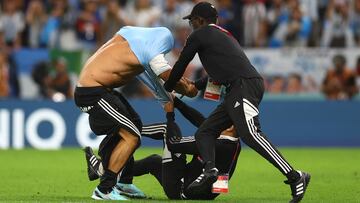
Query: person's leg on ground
161,152,186,199
132,154,163,185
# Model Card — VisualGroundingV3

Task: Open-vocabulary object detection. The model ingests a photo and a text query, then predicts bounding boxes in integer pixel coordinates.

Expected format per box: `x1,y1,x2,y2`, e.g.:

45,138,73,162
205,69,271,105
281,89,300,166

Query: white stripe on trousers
99,99,140,135
142,125,167,132
141,130,166,135
142,124,167,129
168,136,195,144
246,118,291,173
141,124,167,135
98,99,141,136
249,119,292,171
141,127,167,132
178,136,195,143
98,99,140,135
243,98,259,114
142,127,166,133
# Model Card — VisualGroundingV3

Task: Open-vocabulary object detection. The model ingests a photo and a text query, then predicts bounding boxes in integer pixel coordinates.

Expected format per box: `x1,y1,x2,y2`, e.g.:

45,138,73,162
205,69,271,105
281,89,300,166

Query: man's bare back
78,35,144,88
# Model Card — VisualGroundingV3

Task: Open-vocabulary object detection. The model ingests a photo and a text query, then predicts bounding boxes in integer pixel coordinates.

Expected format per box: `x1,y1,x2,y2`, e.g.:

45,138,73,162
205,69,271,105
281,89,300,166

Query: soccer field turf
0,148,359,202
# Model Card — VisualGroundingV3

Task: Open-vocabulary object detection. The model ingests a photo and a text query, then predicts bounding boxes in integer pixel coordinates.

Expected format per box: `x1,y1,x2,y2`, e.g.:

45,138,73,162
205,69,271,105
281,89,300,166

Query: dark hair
289,73,302,82
272,75,284,81
333,54,346,65
205,16,217,24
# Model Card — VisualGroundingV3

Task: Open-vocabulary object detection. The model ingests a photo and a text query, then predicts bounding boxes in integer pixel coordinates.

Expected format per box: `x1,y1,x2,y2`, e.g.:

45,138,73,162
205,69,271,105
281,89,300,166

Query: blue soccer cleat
91,187,128,200
114,183,146,199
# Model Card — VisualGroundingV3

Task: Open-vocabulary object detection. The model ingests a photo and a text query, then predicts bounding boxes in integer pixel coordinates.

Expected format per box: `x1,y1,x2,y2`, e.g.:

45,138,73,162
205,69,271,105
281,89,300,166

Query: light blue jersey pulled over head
117,26,175,103
117,26,174,66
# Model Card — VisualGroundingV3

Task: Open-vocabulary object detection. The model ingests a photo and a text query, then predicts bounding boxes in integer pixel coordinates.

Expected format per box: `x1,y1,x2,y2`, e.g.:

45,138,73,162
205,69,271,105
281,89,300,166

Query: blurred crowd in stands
0,0,359,100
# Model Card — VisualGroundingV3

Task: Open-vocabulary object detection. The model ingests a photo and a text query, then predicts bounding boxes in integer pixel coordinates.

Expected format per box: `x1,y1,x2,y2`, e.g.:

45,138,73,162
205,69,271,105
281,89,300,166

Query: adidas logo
296,182,304,195
234,101,240,108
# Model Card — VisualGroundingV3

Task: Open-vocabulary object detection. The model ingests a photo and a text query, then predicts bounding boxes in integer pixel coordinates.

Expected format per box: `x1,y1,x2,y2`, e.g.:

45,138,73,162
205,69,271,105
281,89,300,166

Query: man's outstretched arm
164,33,201,92
173,97,205,128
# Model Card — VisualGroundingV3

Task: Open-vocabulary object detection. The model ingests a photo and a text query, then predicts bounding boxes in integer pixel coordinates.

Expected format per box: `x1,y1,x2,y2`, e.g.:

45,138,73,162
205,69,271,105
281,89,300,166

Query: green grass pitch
0,148,359,202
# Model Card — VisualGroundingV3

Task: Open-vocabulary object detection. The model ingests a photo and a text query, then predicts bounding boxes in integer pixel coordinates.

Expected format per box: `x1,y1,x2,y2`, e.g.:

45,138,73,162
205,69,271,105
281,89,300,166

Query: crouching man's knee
119,128,141,148
128,134,141,149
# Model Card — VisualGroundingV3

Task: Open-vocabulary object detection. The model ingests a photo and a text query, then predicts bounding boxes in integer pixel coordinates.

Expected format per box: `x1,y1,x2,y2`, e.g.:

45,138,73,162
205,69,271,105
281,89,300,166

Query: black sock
286,170,301,182
98,169,117,193
119,157,134,184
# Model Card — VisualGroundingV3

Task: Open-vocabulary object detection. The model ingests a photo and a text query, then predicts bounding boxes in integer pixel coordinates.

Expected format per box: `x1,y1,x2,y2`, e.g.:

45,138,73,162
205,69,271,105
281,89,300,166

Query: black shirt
164,24,261,91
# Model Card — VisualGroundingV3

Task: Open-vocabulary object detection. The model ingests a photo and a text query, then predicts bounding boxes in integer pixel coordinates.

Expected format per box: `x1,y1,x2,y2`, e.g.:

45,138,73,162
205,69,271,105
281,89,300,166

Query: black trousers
75,87,142,169
132,153,218,200
196,78,294,175
131,134,240,200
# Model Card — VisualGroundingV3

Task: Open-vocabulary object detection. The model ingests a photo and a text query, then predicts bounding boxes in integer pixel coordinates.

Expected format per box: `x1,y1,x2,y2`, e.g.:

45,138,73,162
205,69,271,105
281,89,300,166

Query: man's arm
173,97,206,128
163,102,182,144
159,70,198,97
163,33,201,92
149,54,197,97
162,101,200,155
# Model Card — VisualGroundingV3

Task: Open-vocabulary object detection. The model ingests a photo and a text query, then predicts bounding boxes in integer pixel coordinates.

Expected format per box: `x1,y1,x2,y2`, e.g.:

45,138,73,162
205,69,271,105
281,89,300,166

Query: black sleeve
164,33,201,92
141,123,167,140
164,113,202,155
174,97,205,128
194,76,208,90
166,112,182,143
166,136,199,155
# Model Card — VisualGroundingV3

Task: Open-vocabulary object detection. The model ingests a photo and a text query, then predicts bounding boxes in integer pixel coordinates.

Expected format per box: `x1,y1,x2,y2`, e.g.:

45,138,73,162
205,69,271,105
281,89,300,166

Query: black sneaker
187,168,219,195
84,146,101,181
285,171,311,203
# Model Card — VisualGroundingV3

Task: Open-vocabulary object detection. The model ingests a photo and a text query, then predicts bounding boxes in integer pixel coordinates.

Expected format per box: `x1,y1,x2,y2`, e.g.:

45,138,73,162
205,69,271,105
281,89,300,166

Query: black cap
183,2,218,20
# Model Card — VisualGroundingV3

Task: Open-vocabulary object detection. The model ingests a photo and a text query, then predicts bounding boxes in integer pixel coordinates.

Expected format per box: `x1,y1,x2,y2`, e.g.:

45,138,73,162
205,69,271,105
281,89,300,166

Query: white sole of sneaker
91,193,103,200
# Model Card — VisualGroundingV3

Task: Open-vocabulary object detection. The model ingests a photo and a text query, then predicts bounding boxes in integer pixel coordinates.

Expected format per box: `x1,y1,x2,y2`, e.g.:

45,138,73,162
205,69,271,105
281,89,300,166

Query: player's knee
127,135,140,148
119,129,140,148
